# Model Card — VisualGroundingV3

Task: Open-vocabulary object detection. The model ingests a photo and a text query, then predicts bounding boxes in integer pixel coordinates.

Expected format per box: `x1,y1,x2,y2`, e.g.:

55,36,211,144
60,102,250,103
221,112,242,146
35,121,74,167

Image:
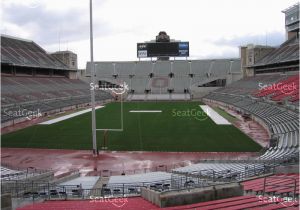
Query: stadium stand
1,76,112,125
86,59,241,100
254,75,299,102
253,36,299,73
59,176,100,190
162,195,298,209
204,82,299,160
1,35,113,126
1,35,68,70
242,174,299,196
198,72,299,184
173,163,265,177
104,172,172,195
108,172,171,185
1,166,25,181
1,165,52,181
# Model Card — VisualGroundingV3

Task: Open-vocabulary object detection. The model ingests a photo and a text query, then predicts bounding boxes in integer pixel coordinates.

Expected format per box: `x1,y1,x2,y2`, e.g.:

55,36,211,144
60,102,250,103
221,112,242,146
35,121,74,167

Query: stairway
89,176,110,197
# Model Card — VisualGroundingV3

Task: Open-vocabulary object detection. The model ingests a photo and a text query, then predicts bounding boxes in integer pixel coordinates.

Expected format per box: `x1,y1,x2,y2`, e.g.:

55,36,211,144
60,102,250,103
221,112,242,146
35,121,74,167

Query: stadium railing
1,167,52,181
190,151,298,165
173,165,276,183
5,163,280,201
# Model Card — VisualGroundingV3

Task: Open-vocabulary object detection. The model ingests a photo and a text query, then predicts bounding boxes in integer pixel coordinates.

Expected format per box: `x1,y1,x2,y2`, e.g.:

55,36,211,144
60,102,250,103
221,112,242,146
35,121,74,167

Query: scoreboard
137,42,189,58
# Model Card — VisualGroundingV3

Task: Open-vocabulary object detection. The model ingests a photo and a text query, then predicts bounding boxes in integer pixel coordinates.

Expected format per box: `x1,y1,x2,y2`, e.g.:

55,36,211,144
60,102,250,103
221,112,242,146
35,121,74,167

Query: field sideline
1,102,262,152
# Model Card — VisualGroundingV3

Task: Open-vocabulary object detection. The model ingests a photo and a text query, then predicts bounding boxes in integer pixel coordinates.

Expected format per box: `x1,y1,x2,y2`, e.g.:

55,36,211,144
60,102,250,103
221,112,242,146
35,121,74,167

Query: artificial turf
1,102,262,152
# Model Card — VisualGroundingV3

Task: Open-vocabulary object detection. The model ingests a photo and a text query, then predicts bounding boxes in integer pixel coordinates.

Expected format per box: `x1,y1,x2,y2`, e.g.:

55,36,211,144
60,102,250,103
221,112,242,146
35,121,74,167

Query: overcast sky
1,0,297,69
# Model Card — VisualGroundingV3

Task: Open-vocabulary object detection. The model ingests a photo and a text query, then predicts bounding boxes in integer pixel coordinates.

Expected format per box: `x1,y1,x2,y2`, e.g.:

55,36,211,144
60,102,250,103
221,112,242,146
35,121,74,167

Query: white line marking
200,105,231,125
39,106,104,125
129,110,162,113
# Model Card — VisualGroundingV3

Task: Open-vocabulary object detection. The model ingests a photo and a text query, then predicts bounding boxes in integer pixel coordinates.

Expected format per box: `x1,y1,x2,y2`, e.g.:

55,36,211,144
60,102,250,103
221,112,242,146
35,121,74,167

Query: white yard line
200,105,231,125
129,110,162,113
39,106,104,125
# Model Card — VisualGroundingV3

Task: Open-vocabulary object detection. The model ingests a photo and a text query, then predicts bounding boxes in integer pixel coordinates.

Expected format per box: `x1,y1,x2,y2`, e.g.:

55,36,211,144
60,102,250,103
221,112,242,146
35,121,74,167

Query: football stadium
1,1,299,210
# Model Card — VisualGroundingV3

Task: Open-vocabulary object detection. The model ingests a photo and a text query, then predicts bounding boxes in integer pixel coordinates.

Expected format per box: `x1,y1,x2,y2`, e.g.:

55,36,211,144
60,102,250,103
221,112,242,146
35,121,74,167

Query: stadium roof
253,35,299,67
1,34,33,43
1,34,75,71
282,2,299,13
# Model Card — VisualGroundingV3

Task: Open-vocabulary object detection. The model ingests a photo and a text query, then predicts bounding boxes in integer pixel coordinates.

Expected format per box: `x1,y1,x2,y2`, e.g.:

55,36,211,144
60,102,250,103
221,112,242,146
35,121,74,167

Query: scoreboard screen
137,42,189,58
148,42,178,56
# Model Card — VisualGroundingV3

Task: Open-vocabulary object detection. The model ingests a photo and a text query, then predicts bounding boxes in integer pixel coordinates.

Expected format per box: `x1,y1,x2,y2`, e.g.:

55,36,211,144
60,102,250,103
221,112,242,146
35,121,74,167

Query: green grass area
212,107,237,123
1,102,261,152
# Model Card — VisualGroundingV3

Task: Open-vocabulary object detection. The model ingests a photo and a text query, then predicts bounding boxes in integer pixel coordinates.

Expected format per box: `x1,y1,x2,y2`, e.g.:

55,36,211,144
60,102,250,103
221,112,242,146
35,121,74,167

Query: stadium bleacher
202,73,299,171
1,35,68,70
1,166,52,182
9,173,298,208
173,163,265,177
254,75,299,102
1,35,113,125
86,59,241,99
253,36,299,68
242,174,299,196
1,166,24,180
1,76,112,123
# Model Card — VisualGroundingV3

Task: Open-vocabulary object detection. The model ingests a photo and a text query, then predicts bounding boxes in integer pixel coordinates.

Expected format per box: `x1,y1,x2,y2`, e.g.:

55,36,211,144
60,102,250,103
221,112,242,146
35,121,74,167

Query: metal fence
193,152,299,166
1,166,52,181
0,162,291,202
172,164,278,186
1,149,298,201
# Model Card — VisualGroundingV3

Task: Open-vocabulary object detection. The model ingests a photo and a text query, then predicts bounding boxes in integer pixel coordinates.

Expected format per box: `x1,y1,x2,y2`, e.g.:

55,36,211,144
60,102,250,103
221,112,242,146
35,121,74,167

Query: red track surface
1,148,258,176
17,197,158,210
17,195,299,210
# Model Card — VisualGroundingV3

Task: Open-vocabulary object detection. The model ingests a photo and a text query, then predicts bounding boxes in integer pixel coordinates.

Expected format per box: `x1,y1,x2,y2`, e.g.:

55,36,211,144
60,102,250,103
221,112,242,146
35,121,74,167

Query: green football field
1,102,262,152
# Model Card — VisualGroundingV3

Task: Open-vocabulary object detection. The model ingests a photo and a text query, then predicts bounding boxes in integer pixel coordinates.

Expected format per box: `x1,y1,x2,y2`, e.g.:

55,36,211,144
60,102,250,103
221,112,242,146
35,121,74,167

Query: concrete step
89,176,110,196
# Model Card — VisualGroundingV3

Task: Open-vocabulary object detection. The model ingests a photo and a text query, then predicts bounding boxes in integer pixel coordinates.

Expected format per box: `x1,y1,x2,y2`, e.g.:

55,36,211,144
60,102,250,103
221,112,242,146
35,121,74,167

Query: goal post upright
89,0,98,156
95,85,125,132
102,130,108,150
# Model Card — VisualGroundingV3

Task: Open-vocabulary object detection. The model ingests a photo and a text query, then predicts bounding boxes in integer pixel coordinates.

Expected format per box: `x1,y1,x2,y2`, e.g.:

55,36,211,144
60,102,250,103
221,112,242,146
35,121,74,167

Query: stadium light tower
89,0,98,156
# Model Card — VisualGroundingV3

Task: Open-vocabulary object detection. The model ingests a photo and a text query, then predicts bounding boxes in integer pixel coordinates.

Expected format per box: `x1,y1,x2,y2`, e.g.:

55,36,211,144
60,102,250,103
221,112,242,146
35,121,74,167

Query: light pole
89,0,98,156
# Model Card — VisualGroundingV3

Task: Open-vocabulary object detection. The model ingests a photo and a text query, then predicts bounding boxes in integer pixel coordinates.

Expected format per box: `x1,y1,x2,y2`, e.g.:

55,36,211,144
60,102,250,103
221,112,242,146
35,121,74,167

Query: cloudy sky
1,0,297,68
